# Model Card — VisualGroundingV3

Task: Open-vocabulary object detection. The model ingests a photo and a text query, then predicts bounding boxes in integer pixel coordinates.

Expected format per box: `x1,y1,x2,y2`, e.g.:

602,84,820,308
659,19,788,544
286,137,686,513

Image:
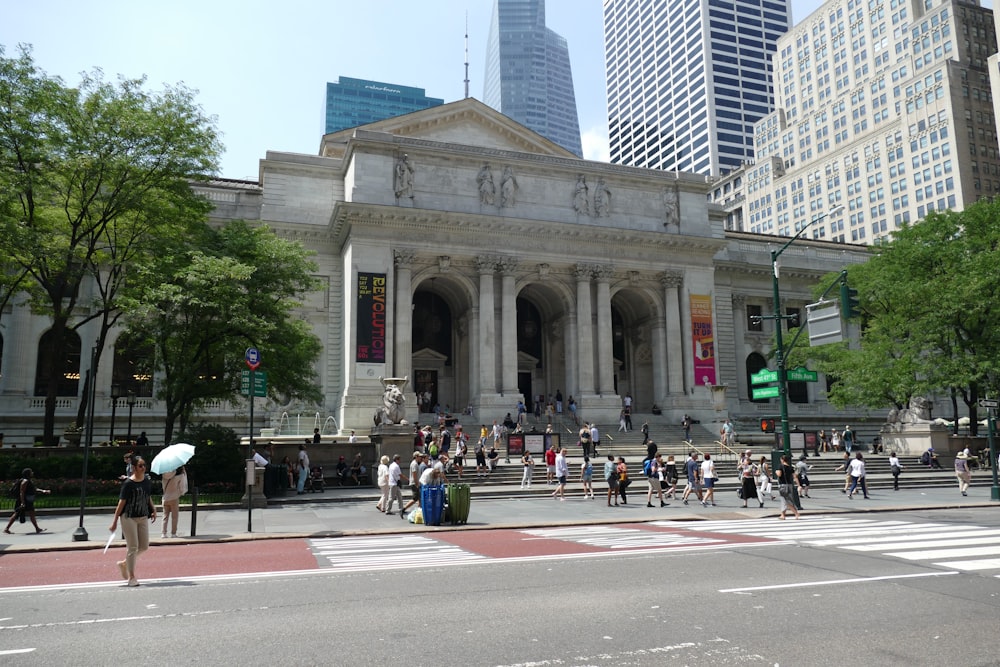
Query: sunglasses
135,462,146,468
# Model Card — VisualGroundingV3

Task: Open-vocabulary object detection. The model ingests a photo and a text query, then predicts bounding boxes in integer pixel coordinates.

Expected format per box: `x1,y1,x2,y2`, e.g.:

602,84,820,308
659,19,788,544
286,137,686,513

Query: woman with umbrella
110,454,156,587
160,466,187,538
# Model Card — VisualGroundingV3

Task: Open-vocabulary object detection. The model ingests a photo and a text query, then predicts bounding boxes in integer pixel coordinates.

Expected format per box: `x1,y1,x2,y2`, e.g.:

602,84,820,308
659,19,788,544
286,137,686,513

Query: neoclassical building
0,99,873,445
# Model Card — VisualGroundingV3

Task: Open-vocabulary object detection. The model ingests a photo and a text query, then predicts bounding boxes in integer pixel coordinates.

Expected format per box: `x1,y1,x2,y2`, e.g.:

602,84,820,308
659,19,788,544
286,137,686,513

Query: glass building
604,0,791,176
484,0,583,157
324,77,443,135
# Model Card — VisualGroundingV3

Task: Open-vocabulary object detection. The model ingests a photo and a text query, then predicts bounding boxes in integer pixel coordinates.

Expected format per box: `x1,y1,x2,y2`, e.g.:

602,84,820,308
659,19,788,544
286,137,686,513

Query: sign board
750,369,778,385
752,386,780,400
245,347,261,370
240,370,267,397
979,398,999,409
787,366,818,382
806,301,844,346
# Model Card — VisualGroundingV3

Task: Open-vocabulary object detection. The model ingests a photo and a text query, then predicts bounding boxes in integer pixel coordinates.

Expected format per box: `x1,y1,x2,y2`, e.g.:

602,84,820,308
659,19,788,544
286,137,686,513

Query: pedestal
370,423,416,464
241,466,267,508
880,424,951,456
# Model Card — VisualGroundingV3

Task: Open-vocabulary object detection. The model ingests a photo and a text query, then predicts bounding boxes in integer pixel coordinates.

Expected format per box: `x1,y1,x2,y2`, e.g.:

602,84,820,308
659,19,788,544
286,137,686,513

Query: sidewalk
2,480,995,554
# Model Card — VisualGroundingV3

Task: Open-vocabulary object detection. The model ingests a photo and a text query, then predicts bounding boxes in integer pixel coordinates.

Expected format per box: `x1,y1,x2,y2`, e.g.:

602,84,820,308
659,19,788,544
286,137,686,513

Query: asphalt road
2,508,998,665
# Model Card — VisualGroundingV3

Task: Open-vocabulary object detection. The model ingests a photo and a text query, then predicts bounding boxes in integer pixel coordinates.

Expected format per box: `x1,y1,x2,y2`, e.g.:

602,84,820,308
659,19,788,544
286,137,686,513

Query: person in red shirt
545,446,557,484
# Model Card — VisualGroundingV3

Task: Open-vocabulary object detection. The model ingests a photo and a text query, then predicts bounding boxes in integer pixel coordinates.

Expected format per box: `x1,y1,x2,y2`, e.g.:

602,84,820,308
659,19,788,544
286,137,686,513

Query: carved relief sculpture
500,166,518,208
394,154,415,200
477,163,496,205
594,177,612,217
662,186,678,226
572,174,590,215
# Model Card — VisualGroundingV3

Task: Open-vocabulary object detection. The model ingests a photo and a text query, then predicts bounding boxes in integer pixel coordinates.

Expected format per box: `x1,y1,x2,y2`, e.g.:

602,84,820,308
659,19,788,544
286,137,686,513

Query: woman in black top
4,468,51,534
775,454,800,520
110,455,157,587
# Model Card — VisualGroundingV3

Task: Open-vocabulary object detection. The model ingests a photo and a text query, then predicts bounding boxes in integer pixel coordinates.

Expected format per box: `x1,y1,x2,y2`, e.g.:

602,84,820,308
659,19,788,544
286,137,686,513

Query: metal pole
126,391,135,446
247,368,255,532
989,407,999,501
108,394,118,445
73,346,98,542
772,248,791,461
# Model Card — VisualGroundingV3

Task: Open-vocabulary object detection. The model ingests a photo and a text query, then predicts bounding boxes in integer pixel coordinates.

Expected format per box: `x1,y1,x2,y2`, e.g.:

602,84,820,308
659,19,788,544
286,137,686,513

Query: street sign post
240,370,267,397
787,366,818,382
750,369,778,385
245,347,261,371
978,398,998,409
752,386,781,400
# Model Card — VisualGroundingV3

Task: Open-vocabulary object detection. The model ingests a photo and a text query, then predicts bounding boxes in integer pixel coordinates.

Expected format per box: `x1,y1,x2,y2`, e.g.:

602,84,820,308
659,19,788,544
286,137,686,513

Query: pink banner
690,294,717,386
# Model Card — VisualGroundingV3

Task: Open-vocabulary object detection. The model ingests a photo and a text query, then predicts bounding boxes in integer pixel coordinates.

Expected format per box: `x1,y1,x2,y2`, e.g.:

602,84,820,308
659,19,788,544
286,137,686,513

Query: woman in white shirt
847,452,869,499
888,451,902,491
700,454,717,507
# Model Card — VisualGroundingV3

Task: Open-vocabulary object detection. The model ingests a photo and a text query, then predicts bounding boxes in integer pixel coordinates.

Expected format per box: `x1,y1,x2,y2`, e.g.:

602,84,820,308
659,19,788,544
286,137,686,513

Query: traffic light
760,419,775,433
840,282,861,318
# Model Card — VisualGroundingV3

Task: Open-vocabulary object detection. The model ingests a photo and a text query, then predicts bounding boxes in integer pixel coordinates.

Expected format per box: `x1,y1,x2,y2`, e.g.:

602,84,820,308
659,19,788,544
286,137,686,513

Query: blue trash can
421,484,445,526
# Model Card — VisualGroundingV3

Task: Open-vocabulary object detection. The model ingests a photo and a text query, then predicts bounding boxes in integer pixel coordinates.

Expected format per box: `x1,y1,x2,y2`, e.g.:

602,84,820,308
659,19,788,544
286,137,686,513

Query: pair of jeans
848,475,867,497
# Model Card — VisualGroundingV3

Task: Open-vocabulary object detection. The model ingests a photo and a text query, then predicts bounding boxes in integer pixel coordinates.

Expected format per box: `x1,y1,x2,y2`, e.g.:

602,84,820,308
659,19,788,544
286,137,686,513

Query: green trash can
446,483,471,525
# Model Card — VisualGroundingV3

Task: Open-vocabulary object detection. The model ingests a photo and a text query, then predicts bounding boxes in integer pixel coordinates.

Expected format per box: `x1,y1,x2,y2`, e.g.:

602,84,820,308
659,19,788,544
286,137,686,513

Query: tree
801,199,1000,432
124,220,323,443
0,44,221,443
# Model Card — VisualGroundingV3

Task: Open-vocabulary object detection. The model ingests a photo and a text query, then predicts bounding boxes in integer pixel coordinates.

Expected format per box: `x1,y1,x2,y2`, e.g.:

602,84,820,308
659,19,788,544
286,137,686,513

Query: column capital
574,263,594,281
497,256,519,276
659,270,684,288
593,264,615,282
474,255,497,274
393,249,416,268
731,293,746,307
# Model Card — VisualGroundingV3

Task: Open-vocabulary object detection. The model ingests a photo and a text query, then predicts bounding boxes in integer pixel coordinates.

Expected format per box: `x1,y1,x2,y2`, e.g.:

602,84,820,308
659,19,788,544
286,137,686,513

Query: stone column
661,271,685,396
594,265,616,396
392,250,415,380
574,264,595,395
476,255,498,396
498,257,519,396
731,293,747,403
651,322,667,405
564,315,578,402
3,297,32,393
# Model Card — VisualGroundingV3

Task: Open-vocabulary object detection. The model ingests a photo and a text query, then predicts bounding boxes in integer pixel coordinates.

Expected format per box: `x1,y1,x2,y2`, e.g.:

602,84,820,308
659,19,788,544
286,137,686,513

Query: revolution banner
356,272,387,363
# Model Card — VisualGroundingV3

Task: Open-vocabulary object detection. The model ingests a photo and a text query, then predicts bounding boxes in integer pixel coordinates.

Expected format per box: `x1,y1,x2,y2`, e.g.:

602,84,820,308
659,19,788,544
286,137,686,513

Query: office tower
324,77,443,135
725,0,998,245
604,0,791,176
483,0,583,156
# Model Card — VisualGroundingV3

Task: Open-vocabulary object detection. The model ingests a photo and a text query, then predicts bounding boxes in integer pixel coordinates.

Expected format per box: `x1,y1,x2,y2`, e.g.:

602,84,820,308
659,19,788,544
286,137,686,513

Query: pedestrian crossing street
656,516,1000,577
310,535,487,572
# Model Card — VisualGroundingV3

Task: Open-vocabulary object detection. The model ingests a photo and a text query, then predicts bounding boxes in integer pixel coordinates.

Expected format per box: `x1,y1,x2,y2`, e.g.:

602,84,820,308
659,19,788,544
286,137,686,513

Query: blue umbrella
150,443,196,475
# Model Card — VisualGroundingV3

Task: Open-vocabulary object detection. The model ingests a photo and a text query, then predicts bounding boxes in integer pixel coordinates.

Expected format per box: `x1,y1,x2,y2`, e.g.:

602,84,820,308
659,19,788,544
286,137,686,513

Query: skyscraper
324,77,443,135
604,0,790,176
484,0,583,157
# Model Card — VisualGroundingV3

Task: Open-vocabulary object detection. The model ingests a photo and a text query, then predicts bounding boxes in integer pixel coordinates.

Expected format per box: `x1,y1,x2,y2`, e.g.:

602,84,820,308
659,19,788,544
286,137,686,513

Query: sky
4,0,829,181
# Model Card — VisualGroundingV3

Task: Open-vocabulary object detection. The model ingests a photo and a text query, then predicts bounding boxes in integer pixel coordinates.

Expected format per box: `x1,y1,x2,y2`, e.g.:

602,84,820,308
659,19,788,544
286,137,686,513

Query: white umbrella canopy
150,443,196,475
932,418,954,427
958,416,971,427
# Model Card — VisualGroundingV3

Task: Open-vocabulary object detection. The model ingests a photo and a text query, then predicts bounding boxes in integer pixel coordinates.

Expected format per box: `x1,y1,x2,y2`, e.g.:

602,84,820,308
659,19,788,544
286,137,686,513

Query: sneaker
161,533,167,539
647,503,654,507
170,534,178,538
701,500,708,507
127,579,140,587
683,499,688,505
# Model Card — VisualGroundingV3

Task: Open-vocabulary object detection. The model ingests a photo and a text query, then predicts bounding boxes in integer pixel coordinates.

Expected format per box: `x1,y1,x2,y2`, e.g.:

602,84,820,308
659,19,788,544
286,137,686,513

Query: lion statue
886,396,934,425
374,376,408,426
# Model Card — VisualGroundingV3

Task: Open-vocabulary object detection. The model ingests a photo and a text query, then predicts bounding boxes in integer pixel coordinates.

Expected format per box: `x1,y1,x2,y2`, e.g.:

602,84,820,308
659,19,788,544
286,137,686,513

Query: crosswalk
310,535,486,572
658,517,1000,576
521,525,732,550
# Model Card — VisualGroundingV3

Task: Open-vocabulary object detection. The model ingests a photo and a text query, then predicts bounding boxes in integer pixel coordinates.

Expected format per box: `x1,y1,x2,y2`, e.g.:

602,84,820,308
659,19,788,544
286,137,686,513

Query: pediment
320,98,576,160
412,348,449,366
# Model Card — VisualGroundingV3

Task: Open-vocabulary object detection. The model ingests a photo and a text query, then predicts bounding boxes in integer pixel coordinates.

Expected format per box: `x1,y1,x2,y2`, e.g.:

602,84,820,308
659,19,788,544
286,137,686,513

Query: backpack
7,479,22,499
643,458,654,477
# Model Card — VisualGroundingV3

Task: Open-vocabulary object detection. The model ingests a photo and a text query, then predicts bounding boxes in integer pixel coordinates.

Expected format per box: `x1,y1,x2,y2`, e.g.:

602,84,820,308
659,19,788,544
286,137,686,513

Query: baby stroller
307,466,325,492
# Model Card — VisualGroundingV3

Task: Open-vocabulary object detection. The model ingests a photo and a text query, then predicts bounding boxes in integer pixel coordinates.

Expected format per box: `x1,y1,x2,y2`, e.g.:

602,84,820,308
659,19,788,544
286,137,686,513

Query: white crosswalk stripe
310,535,486,571
655,517,1000,577
522,525,728,549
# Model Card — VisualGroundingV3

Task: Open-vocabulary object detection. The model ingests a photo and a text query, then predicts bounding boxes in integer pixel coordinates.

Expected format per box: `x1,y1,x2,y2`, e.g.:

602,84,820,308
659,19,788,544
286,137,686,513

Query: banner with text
690,294,717,386
356,272,387,364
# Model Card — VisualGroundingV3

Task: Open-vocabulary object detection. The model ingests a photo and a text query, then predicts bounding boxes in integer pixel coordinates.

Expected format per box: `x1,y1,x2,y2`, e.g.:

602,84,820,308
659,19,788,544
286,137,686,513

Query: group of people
376,450,449,520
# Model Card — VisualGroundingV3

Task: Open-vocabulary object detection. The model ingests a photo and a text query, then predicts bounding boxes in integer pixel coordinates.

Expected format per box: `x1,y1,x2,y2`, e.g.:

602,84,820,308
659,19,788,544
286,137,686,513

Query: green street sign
787,366,818,382
240,370,267,397
750,369,778,385
752,386,780,399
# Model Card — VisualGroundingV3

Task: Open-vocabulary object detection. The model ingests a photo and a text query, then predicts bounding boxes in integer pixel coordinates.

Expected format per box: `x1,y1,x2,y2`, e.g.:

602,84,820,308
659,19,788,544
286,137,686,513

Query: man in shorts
604,454,620,507
681,451,703,505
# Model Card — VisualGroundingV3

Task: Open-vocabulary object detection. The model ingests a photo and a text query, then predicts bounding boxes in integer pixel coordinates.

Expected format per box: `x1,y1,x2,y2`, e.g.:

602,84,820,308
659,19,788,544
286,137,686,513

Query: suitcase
446,483,471,525
420,484,445,526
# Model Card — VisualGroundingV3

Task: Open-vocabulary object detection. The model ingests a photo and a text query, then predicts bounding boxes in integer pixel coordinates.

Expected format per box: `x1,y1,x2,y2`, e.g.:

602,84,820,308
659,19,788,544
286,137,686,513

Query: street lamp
771,205,844,460
73,346,99,542
109,383,122,445
126,390,136,446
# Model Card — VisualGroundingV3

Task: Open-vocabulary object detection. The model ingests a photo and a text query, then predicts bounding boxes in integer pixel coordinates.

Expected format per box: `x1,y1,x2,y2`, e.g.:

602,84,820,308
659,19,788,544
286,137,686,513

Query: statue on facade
374,376,409,426
500,166,518,208
662,186,678,226
594,177,612,217
572,174,589,215
394,154,415,200
477,163,496,205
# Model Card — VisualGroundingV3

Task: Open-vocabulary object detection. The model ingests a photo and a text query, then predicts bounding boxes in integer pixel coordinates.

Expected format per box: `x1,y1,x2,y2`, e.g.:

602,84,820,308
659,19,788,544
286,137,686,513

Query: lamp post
109,383,122,445
771,205,844,460
126,390,136,446
73,346,99,542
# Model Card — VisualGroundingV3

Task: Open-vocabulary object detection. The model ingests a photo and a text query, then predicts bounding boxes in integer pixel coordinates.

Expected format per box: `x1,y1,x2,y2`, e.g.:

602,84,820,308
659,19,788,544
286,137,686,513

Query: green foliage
123,220,323,442
802,198,1000,426
178,423,246,487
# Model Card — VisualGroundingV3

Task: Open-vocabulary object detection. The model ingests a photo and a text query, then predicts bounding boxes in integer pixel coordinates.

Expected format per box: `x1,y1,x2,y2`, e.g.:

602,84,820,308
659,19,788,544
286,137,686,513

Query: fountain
322,416,339,435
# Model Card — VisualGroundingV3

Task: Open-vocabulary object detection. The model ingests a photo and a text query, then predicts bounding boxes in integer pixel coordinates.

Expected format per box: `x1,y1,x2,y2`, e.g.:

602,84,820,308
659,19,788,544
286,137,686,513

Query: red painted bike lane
0,539,319,588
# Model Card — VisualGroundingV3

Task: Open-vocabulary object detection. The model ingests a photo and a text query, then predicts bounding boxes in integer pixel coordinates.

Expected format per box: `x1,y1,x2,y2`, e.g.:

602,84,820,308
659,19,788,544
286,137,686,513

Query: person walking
375,455,390,512
545,446,557,485
581,456,594,499
682,414,692,443
160,465,187,538
700,453,717,507
847,452,870,499
110,455,157,587
739,452,759,508
521,449,535,489
551,447,569,500
604,455,619,506
955,451,972,496
618,410,627,433
775,454,800,520
889,451,902,490
590,423,601,456
4,468,51,534
834,451,853,493
384,454,407,518
640,421,649,447
662,455,678,500
645,453,668,507
842,425,855,453
402,452,426,516
758,455,775,501
296,444,310,494
831,429,842,452
681,451,703,505
616,456,631,505
795,455,812,498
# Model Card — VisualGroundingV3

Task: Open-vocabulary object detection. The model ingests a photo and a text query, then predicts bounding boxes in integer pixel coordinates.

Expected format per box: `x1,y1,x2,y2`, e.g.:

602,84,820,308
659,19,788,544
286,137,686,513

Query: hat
412,451,421,459
956,451,968,459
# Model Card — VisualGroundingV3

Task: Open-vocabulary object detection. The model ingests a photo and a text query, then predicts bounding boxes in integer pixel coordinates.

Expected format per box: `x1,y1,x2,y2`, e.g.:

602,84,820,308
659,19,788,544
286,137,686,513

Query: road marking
0,649,36,655
719,571,957,593
939,558,1000,571
311,535,487,570
522,525,729,550
886,545,1000,560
